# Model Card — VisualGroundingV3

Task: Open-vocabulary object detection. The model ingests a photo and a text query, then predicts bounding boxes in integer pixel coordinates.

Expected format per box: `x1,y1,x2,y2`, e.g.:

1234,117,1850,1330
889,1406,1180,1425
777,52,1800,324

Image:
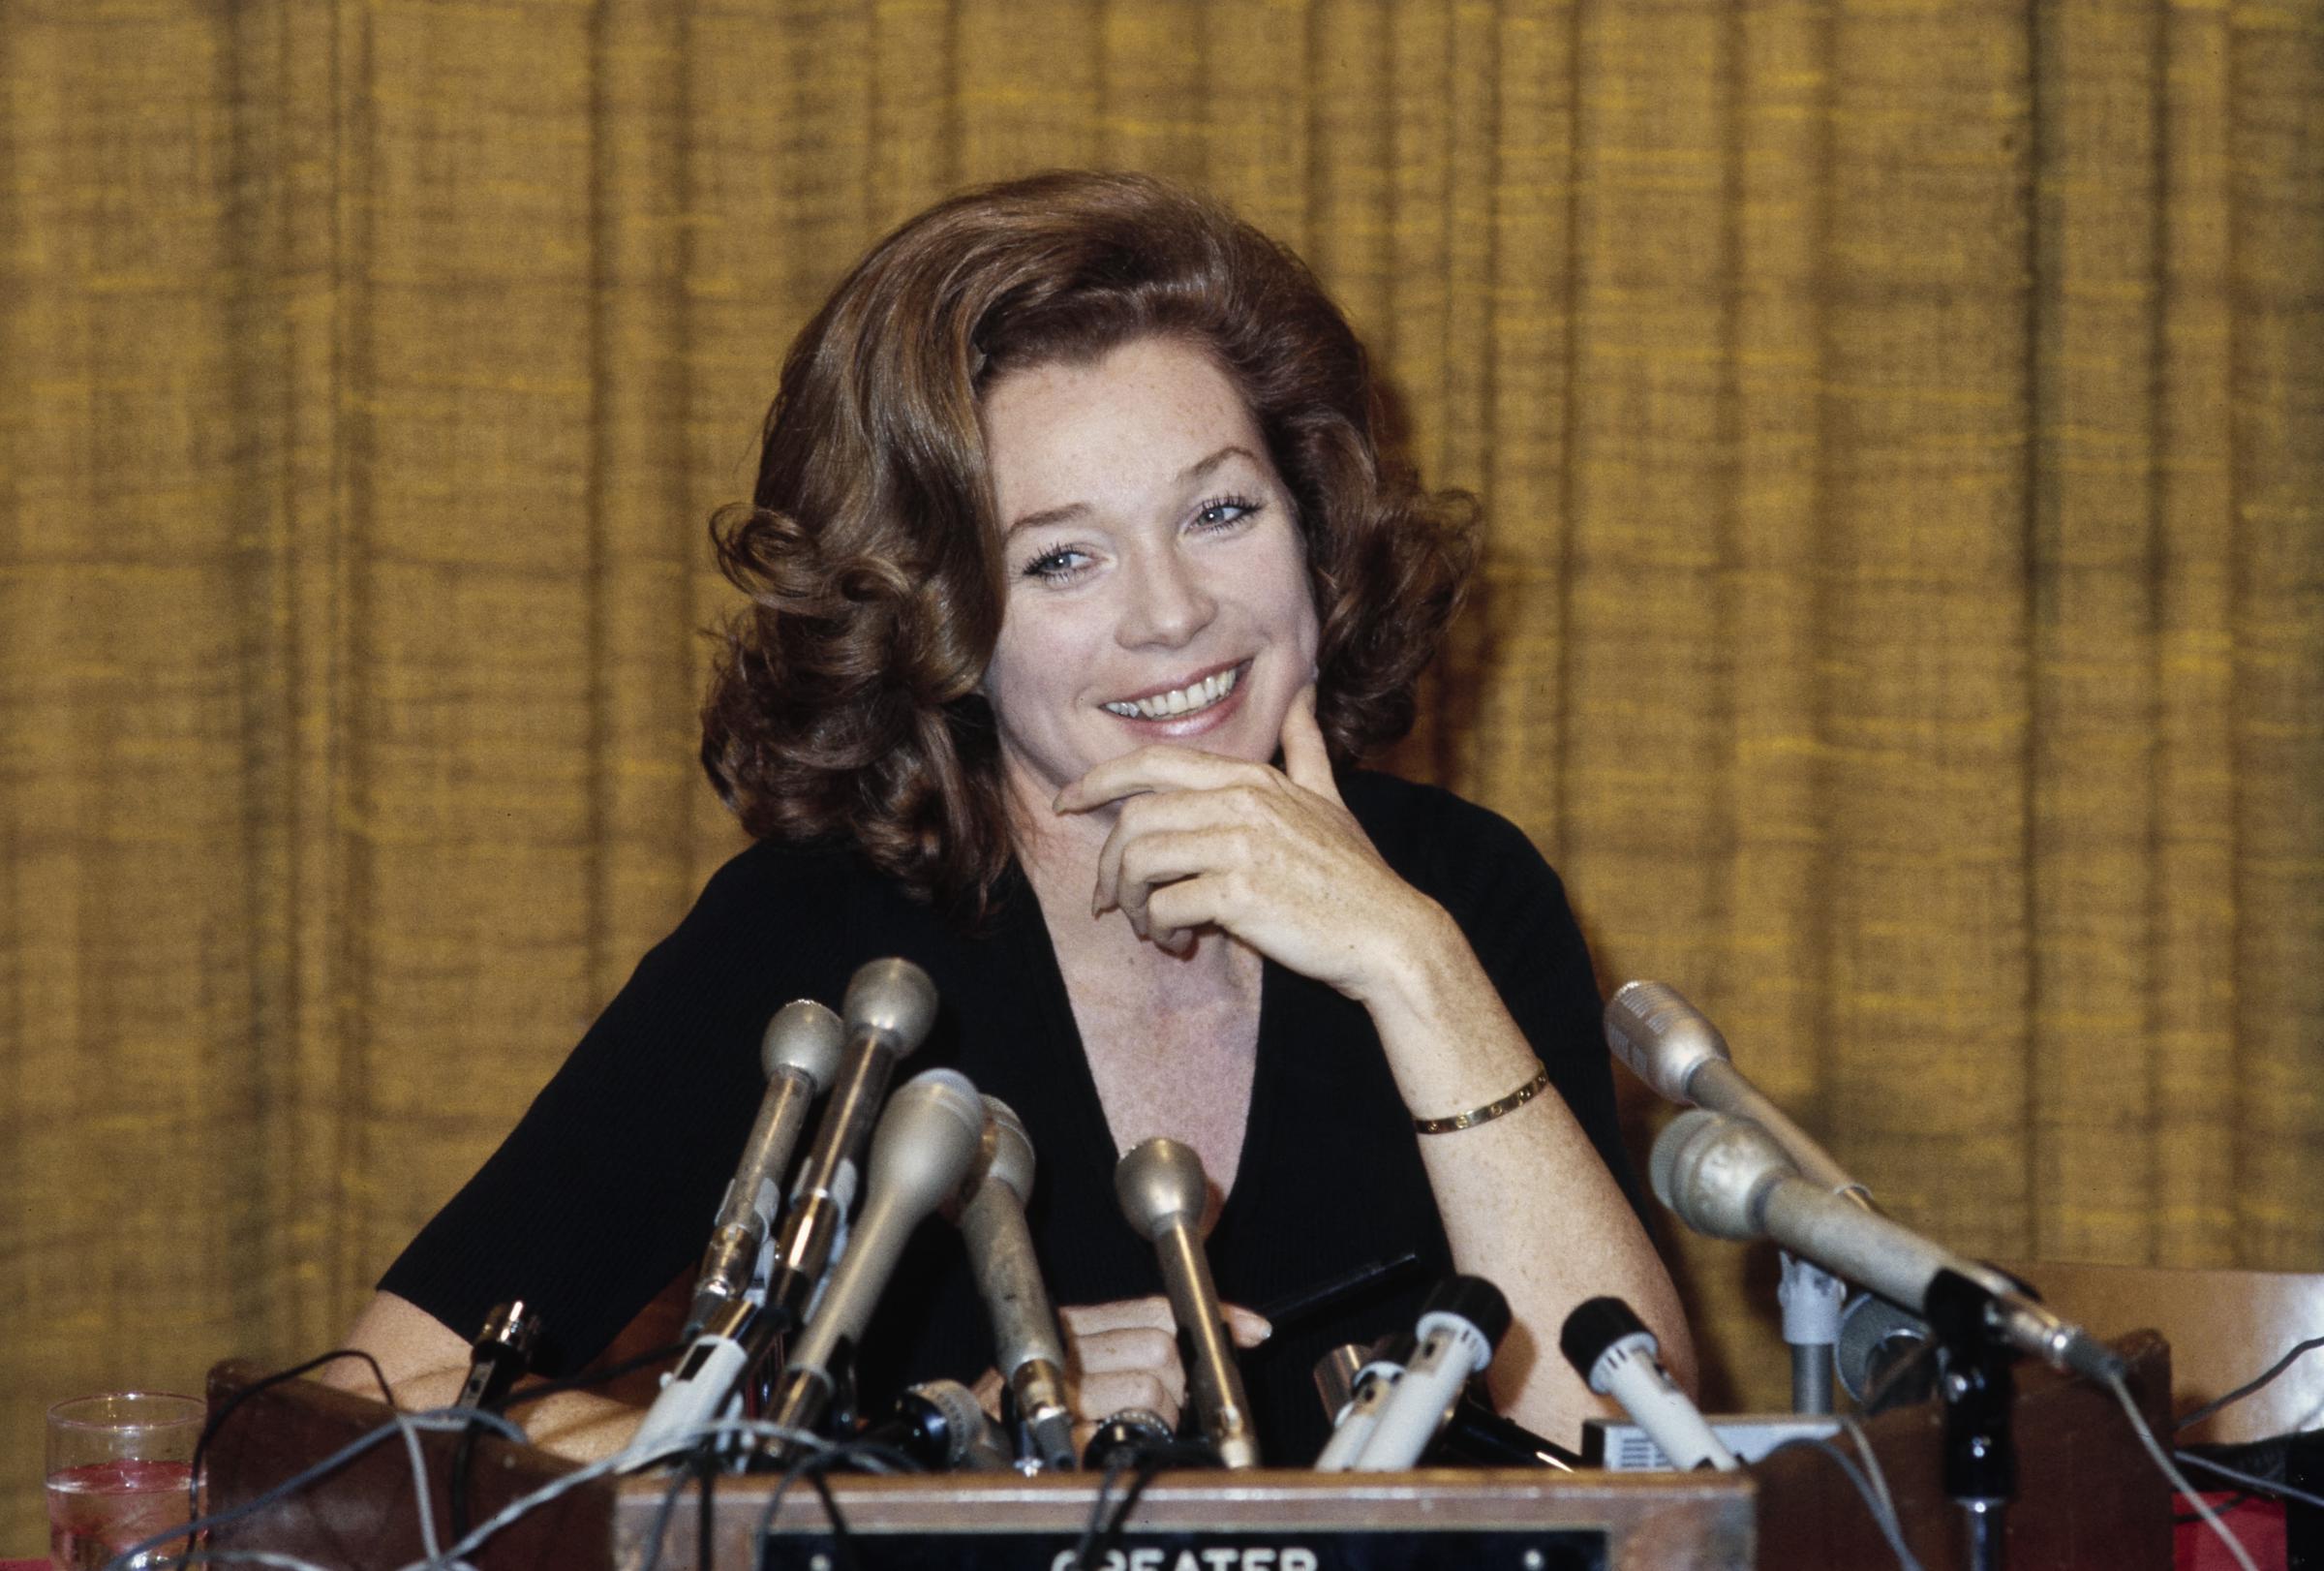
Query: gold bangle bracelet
1411,1060,1550,1135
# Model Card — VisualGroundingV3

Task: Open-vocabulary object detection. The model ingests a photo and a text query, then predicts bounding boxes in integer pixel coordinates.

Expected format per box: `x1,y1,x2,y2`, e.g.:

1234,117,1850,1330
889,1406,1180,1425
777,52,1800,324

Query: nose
1116,543,1217,650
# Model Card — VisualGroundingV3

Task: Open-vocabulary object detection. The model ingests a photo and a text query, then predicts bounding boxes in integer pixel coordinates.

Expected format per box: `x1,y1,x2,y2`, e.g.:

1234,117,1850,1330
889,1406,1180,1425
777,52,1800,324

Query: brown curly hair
700,170,1476,912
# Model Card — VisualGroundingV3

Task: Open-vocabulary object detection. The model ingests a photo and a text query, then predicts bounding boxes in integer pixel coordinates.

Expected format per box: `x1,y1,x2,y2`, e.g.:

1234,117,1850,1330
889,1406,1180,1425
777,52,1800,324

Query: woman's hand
977,1295,1269,1457
1053,687,1454,1001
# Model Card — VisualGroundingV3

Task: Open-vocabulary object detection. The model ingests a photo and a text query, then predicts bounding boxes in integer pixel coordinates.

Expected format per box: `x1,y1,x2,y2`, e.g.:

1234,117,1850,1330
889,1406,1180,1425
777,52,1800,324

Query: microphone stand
1925,1269,2017,1571
1778,1252,1846,1413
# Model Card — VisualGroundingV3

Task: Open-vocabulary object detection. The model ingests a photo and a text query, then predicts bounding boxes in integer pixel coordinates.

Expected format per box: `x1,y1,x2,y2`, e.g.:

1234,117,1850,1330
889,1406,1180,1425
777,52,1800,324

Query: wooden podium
200,1332,2171,1570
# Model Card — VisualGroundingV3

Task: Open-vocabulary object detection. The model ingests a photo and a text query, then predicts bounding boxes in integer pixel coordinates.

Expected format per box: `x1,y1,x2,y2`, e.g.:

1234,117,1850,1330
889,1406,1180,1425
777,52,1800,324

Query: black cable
496,1339,691,1410
806,1466,862,1571
635,1439,708,1571
696,1448,717,1571
2174,1489,2255,1525
1070,1437,1215,1571
747,1436,919,1566
2175,1449,2324,1511
184,1348,398,1558
2175,1335,2324,1433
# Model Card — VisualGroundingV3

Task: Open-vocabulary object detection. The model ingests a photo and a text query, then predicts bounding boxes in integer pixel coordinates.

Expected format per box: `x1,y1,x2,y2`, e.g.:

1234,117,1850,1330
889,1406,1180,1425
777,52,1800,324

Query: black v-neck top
381,770,1645,1464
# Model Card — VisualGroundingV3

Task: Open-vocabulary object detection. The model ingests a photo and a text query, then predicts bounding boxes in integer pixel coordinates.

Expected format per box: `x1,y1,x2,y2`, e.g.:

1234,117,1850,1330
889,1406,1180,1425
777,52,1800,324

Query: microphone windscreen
1422,1275,1513,1350
1559,1295,1649,1376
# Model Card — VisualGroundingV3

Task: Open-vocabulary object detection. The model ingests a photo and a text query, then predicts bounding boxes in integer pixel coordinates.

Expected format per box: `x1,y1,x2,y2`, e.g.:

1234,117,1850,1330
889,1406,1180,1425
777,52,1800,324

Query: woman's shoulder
1338,768,1558,877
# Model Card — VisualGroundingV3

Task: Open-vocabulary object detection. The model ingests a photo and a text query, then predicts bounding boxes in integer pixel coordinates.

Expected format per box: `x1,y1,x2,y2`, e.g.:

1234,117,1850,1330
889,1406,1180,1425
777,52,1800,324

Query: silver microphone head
866,1068,988,1205
1605,980,1733,1105
973,1095,1036,1207
1649,1108,1796,1242
1114,1137,1208,1241
843,957,941,1055
761,999,845,1088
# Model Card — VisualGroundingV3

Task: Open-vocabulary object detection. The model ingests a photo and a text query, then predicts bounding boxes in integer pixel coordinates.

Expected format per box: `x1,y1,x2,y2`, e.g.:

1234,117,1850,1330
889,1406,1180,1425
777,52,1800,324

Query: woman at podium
329,171,1692,1464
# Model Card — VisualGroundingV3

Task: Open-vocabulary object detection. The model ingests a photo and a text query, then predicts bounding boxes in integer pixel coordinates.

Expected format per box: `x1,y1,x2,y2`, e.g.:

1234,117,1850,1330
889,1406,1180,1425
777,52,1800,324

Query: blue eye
1194,495,1263,530
1020,547,1089,583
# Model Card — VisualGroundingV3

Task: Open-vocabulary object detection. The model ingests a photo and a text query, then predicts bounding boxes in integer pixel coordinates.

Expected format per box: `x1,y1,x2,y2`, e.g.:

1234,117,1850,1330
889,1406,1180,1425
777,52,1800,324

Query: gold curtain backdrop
2,0,2318,1545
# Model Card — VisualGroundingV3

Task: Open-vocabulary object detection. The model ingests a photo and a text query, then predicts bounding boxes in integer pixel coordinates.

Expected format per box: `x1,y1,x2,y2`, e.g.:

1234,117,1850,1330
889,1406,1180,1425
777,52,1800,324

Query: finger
1113,828,1234,938
1058,745,1275,814
1072,1369,1184,1431
1057,1297,1177,1337
1278,685,1340,802
1222,1304,1274,1349
970,1367,1006,1423
1066,1324,1183,1379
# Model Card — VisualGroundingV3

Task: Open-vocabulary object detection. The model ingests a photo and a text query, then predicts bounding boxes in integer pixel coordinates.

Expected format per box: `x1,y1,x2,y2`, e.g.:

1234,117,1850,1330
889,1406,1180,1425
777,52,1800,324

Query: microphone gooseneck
1115,1137,1260,1469
685,999,846,1337
764,958,941,1329
1652,1109,2125,1383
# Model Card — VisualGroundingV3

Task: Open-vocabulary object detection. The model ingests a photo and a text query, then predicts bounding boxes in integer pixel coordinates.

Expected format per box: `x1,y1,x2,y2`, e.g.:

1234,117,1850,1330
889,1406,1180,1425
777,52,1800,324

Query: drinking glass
45,1392,204,1571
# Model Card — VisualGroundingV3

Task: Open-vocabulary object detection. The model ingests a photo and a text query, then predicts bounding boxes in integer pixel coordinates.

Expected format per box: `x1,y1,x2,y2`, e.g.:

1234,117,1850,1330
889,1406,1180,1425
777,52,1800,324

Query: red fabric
2177,1492,2286,1570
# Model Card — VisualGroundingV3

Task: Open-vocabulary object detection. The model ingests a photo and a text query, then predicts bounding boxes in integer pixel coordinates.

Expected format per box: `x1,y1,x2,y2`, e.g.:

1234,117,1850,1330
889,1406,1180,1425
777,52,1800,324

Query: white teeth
1102,663,1241,720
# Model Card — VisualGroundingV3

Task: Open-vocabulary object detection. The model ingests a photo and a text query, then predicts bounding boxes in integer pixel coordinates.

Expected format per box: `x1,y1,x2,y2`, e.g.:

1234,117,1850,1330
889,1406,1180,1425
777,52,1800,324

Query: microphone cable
1066,1433,1223,1571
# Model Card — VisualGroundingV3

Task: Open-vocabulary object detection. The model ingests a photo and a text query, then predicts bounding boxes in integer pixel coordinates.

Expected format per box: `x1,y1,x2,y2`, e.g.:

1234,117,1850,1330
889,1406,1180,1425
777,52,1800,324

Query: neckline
998,865,1274,1236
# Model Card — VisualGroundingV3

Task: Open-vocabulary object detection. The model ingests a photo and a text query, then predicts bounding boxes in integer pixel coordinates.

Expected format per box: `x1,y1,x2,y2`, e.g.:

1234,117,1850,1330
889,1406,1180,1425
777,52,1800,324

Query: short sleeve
377,841,852,1374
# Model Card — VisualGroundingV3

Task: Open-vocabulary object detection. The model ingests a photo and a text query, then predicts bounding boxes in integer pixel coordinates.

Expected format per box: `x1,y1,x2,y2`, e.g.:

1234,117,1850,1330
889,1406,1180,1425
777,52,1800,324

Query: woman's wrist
1355,900,1546,1118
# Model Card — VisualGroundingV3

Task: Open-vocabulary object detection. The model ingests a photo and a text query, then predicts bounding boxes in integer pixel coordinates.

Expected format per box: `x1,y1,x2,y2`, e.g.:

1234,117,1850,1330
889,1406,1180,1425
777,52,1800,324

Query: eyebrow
1001,445,1265,539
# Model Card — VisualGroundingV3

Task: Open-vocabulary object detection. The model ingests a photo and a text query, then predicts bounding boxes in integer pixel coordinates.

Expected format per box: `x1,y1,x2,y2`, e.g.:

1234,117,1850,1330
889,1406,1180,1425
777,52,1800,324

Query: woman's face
978,335,1322,818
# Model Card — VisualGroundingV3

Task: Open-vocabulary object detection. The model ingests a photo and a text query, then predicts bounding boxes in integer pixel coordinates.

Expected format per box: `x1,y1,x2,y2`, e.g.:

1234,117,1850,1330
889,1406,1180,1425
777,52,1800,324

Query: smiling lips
1101,661,1245,722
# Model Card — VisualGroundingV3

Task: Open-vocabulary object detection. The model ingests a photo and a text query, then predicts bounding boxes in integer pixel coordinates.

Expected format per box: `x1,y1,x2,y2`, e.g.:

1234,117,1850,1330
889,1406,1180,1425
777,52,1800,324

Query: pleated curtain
2,0,2318,1545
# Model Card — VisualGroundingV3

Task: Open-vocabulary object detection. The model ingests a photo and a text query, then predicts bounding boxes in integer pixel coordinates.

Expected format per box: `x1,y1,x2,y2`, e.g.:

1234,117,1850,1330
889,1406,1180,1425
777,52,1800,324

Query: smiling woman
333,171,1692,1464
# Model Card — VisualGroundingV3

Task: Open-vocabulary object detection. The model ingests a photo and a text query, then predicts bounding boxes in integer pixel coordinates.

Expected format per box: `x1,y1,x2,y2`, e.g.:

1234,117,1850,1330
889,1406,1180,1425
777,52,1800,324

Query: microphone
1560,1296,1739,1471
763,958,941,1329
1605,981,1871,1207
947,1095,1076,1471
1115,1138,1259,1469
684,999,846,1337
1312,1336,1410,1471
860,1380,1013,1472
1348,1276,1512,1471
1837,1293,1939,1414
453,1300,540,1412
766,1068,989,1445
1652,1110,2125,1382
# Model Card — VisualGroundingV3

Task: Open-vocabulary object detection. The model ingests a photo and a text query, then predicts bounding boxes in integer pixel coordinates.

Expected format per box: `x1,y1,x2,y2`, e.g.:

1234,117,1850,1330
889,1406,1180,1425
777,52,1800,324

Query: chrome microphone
1605,981,1872,1207
1561,1295,1738,1471
764,958,940,1329
1652,1110,2125,1382
1116,1137,1259,1469
685,999,845,1337
1349,1276,1511,1471
766,1068,988,1445
948,1095,1076,1471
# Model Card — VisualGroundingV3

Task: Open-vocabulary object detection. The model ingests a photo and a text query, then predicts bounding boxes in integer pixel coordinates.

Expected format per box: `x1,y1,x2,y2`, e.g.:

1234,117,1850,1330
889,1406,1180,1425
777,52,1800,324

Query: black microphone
1115,1138,1259,1468
685,1000,845,1337
765,1068,988,1445
453,1300,540,1412
1561,1295,1739,1471
860,1380,1013,1471
763,958,940,1329
948,1095,1075,1471
1347,1276,1511,1470
1652,1109,2125,1382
